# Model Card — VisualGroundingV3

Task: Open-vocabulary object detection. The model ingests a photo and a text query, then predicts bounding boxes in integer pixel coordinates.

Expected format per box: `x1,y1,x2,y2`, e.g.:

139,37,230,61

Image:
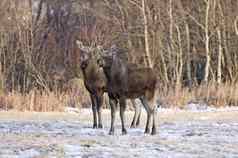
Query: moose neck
112,54,128,78
82,59,101,81
102,66,112,83
109,54,129,93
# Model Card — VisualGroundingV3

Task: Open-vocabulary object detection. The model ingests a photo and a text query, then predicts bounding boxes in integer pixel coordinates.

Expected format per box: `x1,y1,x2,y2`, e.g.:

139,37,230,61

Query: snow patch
64,144,82,157
18,149,40,158
64,107,80,114
185,103,211,111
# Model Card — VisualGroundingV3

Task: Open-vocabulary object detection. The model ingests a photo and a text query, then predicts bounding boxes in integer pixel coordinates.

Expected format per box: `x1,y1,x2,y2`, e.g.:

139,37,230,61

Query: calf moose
98,46,158,135
76,41,141,129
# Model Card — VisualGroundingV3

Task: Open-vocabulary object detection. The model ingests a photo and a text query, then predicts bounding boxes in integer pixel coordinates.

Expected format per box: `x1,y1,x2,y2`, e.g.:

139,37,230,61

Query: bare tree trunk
217,1,233,82
175,25,183,89
204,0,211,83
185,23,192,88
0,60,3,93
168,0,176,84
0,31,3,92
158,35,169,84
120,1,135,61
223,31,233,81
217,27,222,84
235,16,238,36
142,0,152,68
169,0,174,57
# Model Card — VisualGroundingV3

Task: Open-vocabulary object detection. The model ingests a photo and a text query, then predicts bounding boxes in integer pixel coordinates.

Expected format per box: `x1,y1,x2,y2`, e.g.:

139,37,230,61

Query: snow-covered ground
0,107,238,158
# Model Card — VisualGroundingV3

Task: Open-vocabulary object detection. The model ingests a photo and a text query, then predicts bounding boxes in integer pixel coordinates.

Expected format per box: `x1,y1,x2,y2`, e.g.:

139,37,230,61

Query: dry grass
0,77,110,112
0,91,68,111
0,82,238,112
0,78,91,111
159,82,238,108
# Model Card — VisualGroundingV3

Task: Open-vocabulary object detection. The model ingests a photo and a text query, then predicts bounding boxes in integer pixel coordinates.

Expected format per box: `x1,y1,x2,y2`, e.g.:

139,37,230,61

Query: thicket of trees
1,0,238,95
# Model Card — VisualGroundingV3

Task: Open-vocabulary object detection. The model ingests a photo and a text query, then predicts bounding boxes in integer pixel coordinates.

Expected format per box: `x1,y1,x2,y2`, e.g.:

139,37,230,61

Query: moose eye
80,61,88,69
97,59,104,67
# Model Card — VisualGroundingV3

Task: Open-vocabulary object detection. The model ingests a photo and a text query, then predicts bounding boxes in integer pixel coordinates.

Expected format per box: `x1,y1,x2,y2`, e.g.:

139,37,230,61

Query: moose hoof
93,124,97,129
122,129,127,135
130,120,136,128
130,124,136,128
151,130,156,135
98,124,103,129
109,129,114,135
144,128,150,134
151,127,156,135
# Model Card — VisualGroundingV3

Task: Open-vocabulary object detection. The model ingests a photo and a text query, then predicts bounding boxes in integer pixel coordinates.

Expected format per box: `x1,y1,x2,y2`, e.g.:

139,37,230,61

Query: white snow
18,149,41,158
64,107,80,114
63,144,82,157
0,107,238,158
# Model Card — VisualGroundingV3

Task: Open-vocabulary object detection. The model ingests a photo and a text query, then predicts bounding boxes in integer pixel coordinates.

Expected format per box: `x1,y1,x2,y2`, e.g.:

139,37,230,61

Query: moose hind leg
136,102,141,127
140,97,152,134
148,95,157,135
130,100,140,128
119,97,127,135
90,95,98,128
151,110,157,135
145,112,152,134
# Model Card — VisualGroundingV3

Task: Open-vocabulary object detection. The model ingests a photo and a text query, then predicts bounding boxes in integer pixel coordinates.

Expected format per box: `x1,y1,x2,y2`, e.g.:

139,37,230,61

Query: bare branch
183,10,205,30
128,0,143,11
235,16,238,36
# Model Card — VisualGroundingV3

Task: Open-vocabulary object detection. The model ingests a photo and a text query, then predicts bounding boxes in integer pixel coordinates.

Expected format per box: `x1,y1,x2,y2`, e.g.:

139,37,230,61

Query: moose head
76,40,104,70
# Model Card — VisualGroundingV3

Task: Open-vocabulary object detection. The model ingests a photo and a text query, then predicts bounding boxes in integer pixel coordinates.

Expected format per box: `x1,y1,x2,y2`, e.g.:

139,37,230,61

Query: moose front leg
96,94,104,128
109,98,117,135
90,94,98,128
151,109,157,135
136,105,141,127
119,97,127,135
145,112,152,134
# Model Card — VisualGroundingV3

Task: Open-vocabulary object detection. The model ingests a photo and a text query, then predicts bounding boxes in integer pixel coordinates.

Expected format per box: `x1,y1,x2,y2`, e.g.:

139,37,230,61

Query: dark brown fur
80,50,106,128
78,44,141,129
100,48,157,135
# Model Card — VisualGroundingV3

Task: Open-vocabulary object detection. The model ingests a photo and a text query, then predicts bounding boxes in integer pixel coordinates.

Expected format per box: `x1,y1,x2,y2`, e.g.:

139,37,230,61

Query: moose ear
95,46,102,57
76,40,91,54
110,44,118,51
96,45,103,51
76,40,83,48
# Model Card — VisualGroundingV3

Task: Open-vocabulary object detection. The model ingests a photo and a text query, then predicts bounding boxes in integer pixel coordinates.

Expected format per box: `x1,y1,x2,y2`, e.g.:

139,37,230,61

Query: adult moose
77,41,106,128
76,41,141,129
98,46,158,135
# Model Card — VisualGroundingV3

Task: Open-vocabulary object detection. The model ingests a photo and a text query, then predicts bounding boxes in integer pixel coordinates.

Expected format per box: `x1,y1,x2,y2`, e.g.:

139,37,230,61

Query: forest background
0,0,238,111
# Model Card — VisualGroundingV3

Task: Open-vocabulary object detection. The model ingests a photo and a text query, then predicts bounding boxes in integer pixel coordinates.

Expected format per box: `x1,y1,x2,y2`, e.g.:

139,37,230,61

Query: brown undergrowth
0,82,237,112
158,82,238,108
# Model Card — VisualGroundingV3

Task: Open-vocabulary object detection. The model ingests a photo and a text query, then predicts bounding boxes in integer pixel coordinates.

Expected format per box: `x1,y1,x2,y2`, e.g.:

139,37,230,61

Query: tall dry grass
0,82,238,112
0,78,91,112
0,90,92,112
158,82,238,108
0,91,79,112
0,78,112,112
